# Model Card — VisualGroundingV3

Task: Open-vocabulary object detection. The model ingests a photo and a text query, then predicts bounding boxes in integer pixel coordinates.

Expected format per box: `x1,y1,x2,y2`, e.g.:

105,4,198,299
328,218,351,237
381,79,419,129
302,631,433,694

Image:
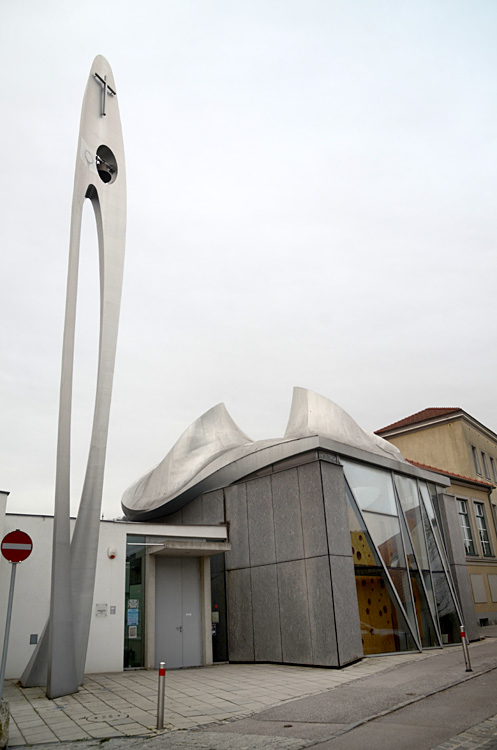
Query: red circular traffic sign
1,530,33,563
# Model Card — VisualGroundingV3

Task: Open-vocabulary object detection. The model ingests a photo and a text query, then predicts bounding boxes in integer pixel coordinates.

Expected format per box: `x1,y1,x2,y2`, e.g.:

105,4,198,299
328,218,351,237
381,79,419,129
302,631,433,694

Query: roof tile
375,407,461,434
406,459,494,489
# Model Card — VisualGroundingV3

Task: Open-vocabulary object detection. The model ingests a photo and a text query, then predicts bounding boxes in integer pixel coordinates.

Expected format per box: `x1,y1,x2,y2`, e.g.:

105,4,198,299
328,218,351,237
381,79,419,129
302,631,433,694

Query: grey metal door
155,557,202,669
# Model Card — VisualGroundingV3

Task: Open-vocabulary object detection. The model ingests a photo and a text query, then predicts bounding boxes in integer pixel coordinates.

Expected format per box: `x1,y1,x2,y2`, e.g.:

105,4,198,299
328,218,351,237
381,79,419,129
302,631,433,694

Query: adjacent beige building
376,408,497,625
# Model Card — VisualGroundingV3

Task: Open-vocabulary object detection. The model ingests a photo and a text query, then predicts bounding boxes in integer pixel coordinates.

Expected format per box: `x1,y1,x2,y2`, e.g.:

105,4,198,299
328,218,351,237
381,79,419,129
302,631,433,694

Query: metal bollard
157,661,166,729
460,625,472,672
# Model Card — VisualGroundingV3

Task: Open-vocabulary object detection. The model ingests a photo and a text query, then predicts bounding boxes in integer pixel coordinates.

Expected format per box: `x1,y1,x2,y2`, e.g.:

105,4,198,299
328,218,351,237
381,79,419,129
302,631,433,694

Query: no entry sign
1,530,33,563
0,529,33,702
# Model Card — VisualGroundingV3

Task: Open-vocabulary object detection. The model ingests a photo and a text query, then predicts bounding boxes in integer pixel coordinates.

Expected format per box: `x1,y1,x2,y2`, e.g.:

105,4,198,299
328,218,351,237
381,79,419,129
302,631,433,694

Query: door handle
176,625,182,632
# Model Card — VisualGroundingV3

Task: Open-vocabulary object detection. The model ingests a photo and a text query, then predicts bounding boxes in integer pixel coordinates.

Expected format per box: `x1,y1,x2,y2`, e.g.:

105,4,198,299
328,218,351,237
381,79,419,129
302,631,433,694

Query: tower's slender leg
21,55,126,697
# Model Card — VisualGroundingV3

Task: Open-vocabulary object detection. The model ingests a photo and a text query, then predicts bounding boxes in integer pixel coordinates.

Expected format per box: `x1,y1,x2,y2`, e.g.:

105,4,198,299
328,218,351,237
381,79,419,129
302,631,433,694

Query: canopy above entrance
147,539,230,557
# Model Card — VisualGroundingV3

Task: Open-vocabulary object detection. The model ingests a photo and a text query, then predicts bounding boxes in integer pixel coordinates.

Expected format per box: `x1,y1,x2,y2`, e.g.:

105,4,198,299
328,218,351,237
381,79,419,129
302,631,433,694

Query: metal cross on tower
93,71,116,116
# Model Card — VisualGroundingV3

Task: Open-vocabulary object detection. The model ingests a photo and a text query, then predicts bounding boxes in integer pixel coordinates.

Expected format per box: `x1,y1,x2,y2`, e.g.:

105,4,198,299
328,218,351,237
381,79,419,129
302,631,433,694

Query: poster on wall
127,608,139,626
127,599,139,639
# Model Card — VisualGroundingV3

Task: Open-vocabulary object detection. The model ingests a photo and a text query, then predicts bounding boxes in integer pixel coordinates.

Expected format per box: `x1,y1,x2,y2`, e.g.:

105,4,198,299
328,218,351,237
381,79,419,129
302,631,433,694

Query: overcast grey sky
2,0,496,518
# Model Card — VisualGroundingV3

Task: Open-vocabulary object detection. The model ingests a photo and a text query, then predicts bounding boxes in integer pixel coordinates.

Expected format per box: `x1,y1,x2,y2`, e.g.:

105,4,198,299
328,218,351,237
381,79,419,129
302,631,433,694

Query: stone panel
162,509,183,524
328,555,363,665
271,469,304,563
298,462,328,558
321,462,352,557
247,476,276,567
181,496,203,525
225,484,250,570
277,560,313,664
227,568,254,661
270,450,318,472
202,489,224,524
305,556,338,666
251,565,282,662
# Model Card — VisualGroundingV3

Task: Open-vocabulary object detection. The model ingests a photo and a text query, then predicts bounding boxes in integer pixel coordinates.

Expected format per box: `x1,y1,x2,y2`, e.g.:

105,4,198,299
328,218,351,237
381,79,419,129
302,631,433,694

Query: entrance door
155,557,202,669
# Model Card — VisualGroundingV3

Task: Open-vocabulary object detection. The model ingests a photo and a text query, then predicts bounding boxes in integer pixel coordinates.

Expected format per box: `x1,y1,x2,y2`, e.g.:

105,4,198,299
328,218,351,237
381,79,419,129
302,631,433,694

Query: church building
0,389,478,681
120,387,477,670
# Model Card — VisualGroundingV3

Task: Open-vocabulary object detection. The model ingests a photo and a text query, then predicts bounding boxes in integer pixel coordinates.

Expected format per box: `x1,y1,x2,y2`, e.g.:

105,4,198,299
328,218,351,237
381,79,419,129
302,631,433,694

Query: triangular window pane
343,461,417,639
418,490,462,644
420,481,448,558
397,503,440,647
394,475,430,571
346,482,417,655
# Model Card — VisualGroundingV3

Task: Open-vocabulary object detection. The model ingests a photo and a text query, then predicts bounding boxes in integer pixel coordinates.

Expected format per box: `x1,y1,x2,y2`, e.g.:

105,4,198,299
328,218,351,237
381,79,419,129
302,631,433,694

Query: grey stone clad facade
164,453,362,667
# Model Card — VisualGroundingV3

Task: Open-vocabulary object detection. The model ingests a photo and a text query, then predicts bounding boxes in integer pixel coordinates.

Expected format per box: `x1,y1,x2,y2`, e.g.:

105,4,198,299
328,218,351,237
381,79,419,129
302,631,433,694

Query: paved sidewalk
430,715,497,750
5,628,497,749
4,651,427,746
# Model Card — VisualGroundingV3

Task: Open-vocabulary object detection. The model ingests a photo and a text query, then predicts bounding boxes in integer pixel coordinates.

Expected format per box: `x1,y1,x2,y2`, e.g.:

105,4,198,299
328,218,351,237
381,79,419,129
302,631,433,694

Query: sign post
0,531,33,702
460,624,472,672
156,662,166,729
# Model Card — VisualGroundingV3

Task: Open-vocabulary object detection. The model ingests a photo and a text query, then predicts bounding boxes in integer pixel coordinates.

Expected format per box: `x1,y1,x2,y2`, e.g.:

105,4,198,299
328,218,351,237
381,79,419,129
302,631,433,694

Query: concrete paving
203,627,497,750
3,650,424,746
3,626,497,749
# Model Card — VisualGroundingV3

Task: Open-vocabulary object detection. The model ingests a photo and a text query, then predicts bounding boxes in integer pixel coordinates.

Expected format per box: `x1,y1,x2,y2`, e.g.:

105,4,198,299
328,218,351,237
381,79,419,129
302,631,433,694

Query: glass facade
210,553,228,662
418,496,461,644
397,506,438,648
124,535,146,668
422,482,446,556
346,484,417,654
343,460,462,654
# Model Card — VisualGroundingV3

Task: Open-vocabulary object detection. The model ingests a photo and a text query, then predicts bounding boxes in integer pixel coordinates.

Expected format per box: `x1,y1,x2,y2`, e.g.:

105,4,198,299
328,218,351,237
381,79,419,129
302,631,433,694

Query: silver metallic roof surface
122,388,449,521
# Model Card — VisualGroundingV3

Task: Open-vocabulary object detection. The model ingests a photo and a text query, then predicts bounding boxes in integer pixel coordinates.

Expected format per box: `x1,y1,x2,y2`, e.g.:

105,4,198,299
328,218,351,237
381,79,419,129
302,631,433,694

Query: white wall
85,521,127,674
0,514,221,680
0,515,130,679
0,516,214,679
0,492,8,540
0,514,55,679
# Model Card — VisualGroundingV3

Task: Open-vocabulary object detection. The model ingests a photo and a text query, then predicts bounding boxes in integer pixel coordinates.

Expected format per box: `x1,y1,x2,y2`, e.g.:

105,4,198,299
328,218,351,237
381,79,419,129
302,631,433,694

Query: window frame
457,498,477,556
490,456,497,484
473,501,493,557
471,445,482,475
481,451,491,480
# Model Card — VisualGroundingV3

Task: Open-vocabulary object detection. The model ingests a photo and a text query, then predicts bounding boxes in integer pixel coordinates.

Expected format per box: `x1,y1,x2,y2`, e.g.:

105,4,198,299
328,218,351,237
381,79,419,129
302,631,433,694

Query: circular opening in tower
96,145,118,184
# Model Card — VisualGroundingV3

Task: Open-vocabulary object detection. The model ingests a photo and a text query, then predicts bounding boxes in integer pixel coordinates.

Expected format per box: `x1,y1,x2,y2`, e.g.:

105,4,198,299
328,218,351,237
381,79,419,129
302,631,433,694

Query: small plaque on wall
96,603,108,617
128,625,137,639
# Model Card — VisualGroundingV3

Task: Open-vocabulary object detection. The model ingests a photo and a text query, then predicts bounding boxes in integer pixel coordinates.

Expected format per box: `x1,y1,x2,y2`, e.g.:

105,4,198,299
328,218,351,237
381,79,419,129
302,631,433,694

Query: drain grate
86,712,128,722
